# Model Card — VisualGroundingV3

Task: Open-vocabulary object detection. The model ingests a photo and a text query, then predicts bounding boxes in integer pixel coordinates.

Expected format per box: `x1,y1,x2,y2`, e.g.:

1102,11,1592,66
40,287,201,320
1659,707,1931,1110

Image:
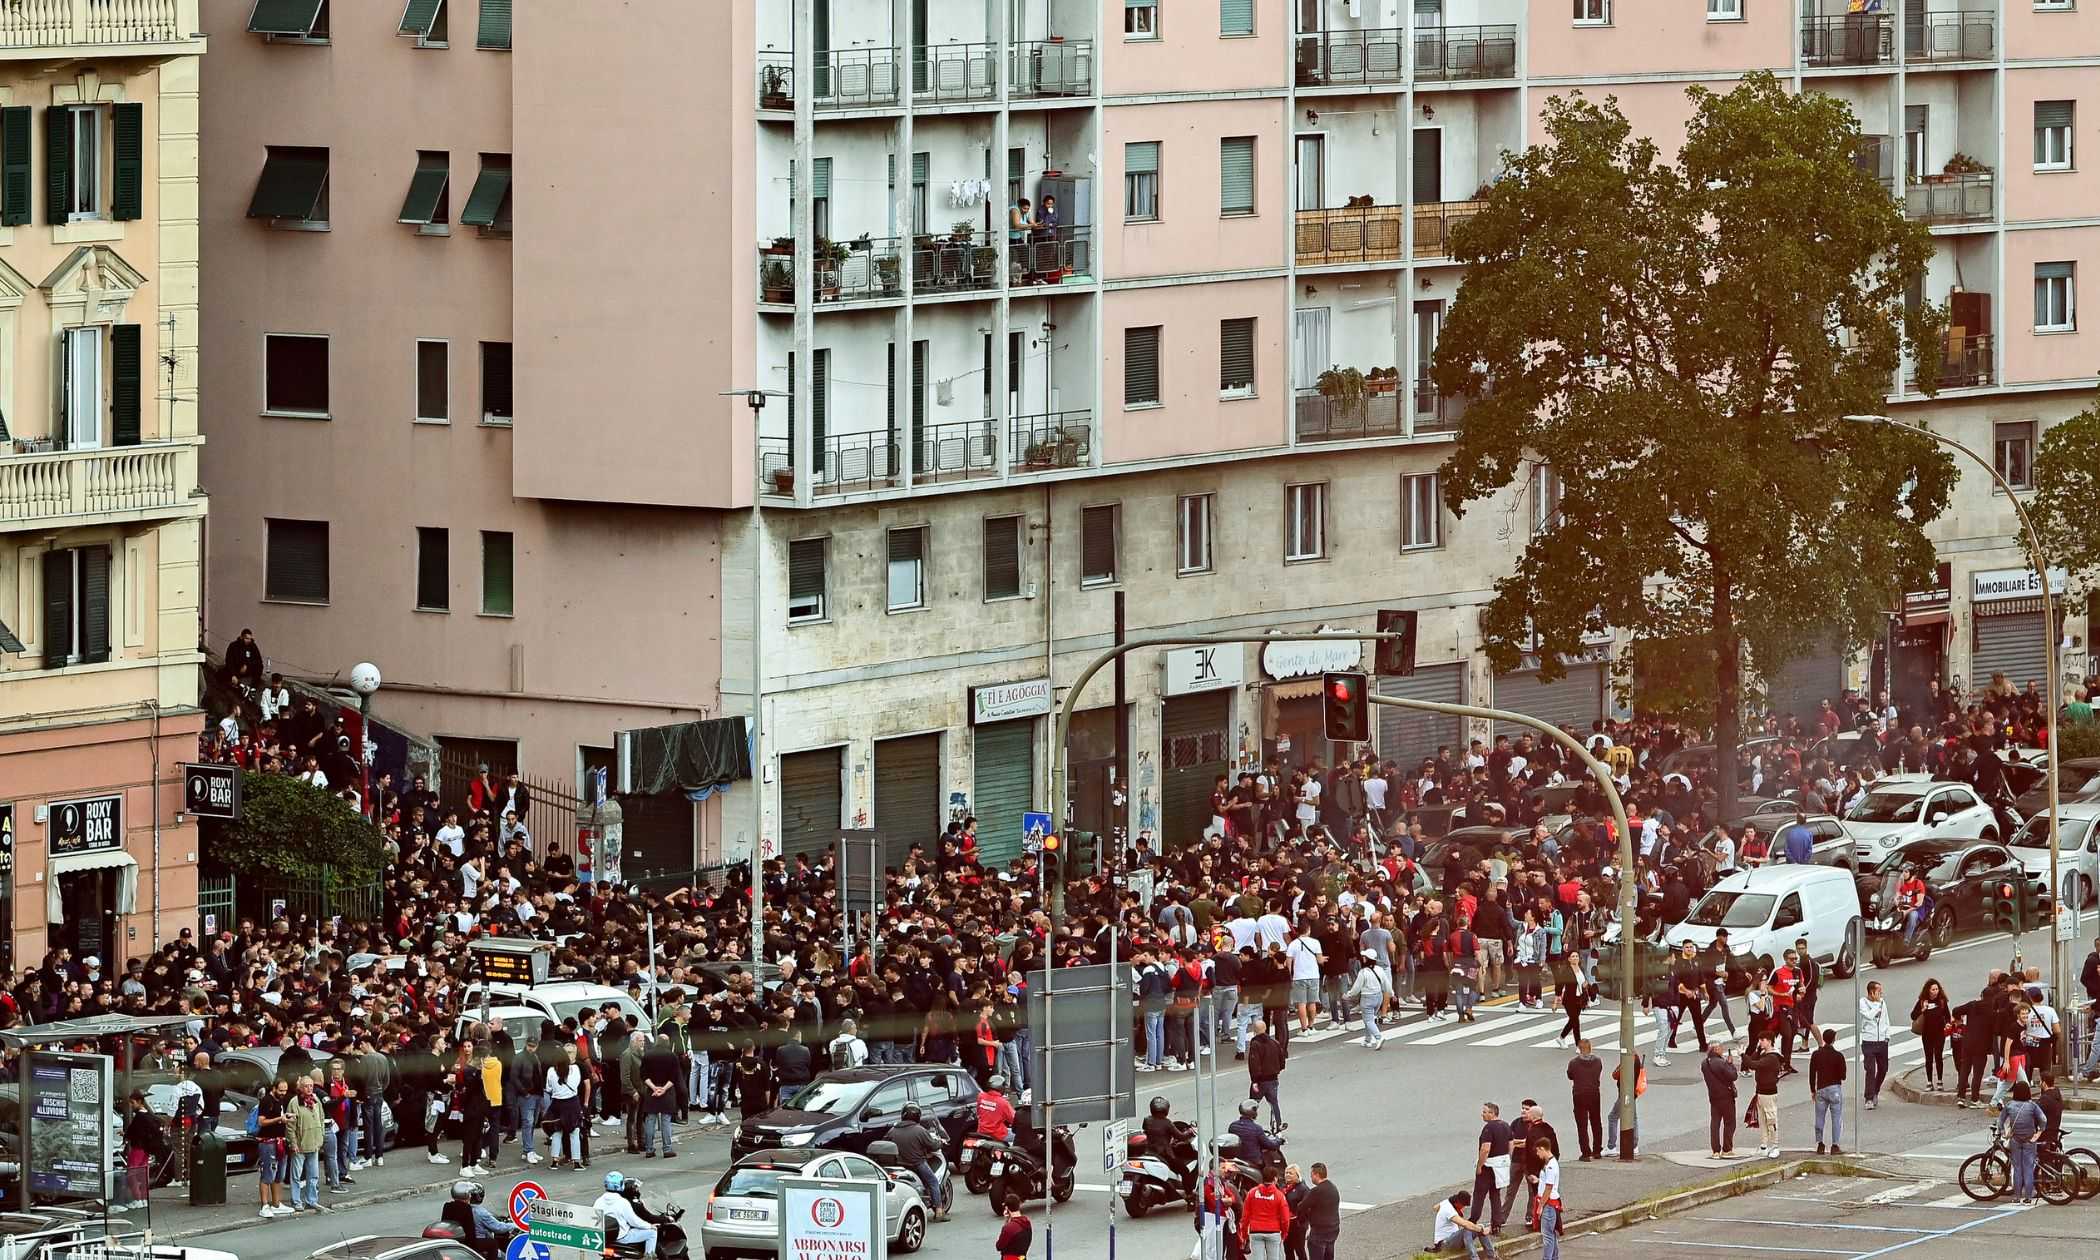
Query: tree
1434,73,1958,822
206,771,387,885
2031,390,2100,589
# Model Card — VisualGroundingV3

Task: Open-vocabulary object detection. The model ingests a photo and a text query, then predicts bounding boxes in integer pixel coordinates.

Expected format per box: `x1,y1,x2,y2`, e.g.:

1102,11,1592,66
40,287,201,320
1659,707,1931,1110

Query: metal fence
435,747,584,855
244,870,382,928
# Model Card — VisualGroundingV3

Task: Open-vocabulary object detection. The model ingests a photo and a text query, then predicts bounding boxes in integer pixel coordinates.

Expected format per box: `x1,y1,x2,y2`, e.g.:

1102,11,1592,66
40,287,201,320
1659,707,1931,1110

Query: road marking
1413,1015,1555,1045
1656,1241,1860,1254
1920,1194,1998,1210
1846,1207,2025,1259
1690,1217,1937,1234
1475,1018,1574,1046
1861,1182,1934,1205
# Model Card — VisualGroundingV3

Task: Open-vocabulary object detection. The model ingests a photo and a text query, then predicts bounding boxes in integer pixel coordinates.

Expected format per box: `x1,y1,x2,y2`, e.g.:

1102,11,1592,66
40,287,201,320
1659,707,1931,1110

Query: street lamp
349,662,381,812
1842,413,2065,1003
724,387,789,965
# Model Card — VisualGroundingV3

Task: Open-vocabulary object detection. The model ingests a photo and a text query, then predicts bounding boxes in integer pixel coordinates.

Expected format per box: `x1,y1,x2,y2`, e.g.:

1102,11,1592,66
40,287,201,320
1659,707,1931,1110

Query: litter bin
190,1129,227,1206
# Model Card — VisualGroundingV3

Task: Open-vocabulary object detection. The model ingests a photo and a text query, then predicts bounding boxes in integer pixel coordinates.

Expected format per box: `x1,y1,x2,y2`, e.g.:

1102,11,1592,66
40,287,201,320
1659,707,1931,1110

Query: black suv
730,1065,981,1162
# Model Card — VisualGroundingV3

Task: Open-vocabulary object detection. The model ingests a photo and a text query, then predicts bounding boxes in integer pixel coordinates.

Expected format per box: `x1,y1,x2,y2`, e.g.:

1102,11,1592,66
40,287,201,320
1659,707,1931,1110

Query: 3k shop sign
777,1177,883,1260
49,795,122,856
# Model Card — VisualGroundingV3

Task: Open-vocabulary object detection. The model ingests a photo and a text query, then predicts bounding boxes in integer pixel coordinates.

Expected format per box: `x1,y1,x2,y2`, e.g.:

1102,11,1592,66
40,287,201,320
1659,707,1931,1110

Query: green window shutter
460,158,512,226
481,530,514,615
1125,325,1160,405
1220,317,1254,392
110,324,141,447
111,103,143,221
42,549,73,666
476,0,512,49
249,0,325,36
811,156,832,200
1008,148,1024,180
1125,141,1159,176
1,106,30,227
247,147,330,220
1221,0,1254,35
46,106,71,226
398,153,449,224
2035,100,2074,130
399,0,443,37
1220,137,1255,214
80,546,110,665
912,152,929,184
812,347,829,475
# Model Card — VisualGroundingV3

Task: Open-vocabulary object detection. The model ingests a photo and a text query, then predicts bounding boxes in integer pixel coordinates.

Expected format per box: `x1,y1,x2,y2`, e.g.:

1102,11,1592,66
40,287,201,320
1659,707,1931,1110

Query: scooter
601,1182,690,1260
1117,1121,1200,1217
1864,888,1943,967
959,1133,1014,1195
866,1140,953,1210
983,1126,1077,1216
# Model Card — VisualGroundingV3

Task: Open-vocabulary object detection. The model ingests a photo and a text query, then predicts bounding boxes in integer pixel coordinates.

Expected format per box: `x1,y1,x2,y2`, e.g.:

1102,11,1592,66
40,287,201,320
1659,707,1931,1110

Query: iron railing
914,41,996,101
1802,13,1893,66
1415,24,1519,82
1294,387,1402,442
756,239,908,305
916,418,998,482
1010,38,1092,97
757,47,903,111
1904,172,1993,224
1296,205,1403,266
434,748,584,854
1905,9,1994,63
1414,199,1486,259
1911,333,1994,389
1012,224,1091,283
913,228,1002,293
1009,411,1092,471
1295,27,1405,86
1413,385,1467,434
759,432,899,495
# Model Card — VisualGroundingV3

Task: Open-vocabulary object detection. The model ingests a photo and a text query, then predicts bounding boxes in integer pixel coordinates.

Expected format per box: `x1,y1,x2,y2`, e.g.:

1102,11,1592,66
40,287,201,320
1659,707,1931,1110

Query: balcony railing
0,438,201,531
914,418,998,483
1414,199,1485,259
1910,334,1994,390
1413,385,1467,435
1013,224,1091,283
1905,173,1992,224
1296,205,1402,266
0,0,193,51
914,42,995,103
1415,25,1518,82
1010,411,1092,472
756,238,908,306
1296,27,1405,87
913,229,1001,294
757,48,903,111
1802,13,1893,67
1010,38,1092,98
1905,10,1994,63
1294,387,1402,443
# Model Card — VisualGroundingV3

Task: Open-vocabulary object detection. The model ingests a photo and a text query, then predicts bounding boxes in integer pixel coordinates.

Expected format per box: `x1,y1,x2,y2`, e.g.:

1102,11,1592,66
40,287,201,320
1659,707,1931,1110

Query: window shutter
812,156,832,200
476,0,513,49
1124,326,1160,404
1,106,29,226
267,520,330,603
788,538,826,602
112,102,143,221
1082,505,1117,581
110,324,141,447
42,549,72,666
812,347,829,474
983,518,1021,599
1125,141,1159,176
890,527,924,564
1008,148,1024,182
1904,105,1927,132
2035,101,2074,130
1220,138,1255,213
45,106,71,226
1221,0,1254,35
913,152,929,184
1220,318,1254,390
886,342,896,440
2037,261,2074,279
80,546,110,664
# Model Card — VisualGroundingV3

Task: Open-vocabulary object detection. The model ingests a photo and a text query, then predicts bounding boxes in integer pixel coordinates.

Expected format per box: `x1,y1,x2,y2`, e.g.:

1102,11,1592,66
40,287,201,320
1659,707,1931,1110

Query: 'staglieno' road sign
526,1199,606,1253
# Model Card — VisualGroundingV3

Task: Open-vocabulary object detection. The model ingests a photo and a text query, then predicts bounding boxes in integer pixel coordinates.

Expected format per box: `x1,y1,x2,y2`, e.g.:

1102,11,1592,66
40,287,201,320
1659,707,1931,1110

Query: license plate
959,1149,973,1164
1116,1181,1134,1196
727,1209,767,1222
989,1163,1004,1175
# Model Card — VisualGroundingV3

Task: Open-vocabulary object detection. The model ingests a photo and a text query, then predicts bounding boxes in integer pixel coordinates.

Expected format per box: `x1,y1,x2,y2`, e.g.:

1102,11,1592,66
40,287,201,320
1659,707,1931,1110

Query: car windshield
1684,891,1776,929
783,1079,875,1115
1876,848,1958,878
1846,792,1924,824
549,995,646,1026
717,1168,786,1199
2010,816,2093,852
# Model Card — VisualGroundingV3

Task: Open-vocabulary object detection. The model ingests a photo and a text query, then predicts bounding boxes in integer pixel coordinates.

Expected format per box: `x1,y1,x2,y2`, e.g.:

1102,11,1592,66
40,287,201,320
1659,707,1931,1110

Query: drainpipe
148,699,162,951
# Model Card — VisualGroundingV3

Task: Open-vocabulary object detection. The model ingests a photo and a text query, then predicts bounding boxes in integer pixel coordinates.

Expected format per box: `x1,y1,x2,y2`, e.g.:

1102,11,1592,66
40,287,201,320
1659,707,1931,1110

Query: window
1530,464,1564,535
2035,101,2074,171
264,334,330,416
39,546,110,667
416,526,449,610
397,0,446,46
1124,142,1159,221
2035,0,2074,11
246,145,329,227
53,106,99,221
480,341,513,424
1285,483,1326,562
61,326,104,449
265,518,330,604
476,0,511,48
1124,325,1161,407
480,530,514,615
2036,261,2075,331
983,516,1023,601
415,340,448,422
398,151,450,229
249,0,329,41
1221,0,1253,35
1403,473,1443,550
910,152,929,234
1125,1,1158,38
1573,0,1609,23
1177,493,1213,575
1220,137,1255,216
886,526,927,612
1081,504,1120,586
1706,0,1742,19
1220,317,1255,396
460,154,512,235
1994,421,2036,490
787,537,827,623
2,105,31,227
1904,105,1928,184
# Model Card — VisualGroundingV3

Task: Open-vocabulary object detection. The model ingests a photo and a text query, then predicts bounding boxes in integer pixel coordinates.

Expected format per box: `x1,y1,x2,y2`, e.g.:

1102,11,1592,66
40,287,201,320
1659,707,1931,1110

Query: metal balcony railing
1009,412,1092,471
1296,205,1403,266
1910,334,1994,390
1011,224,1091,284
1294,387,1402,443
913,229,1002,294
759,432,898,496
1010,38,1092,98
1904,172,1993,224
914,418,997,483
756,47,903,111
0,0,191,51
755,238,908,306
914,41,995,102
1415,25,1518,82
1296,27,1405,87
0,438,201,531
1802,13,1893,67
1414,200,1485,259
1413,385,1467,434
1905,9,1994,63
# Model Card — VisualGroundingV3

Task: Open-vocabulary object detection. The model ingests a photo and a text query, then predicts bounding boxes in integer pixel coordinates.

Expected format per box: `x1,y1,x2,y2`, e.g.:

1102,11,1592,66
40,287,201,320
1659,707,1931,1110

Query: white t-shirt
1287,936,1323,982
1433,1201,1468,1244
1712,835,1736,869
435,823,466,857
1296,779,1321,823
1363,777,1388,810
1226,917,1260,952
1256,913,1291,950
1537,1157,1561,1201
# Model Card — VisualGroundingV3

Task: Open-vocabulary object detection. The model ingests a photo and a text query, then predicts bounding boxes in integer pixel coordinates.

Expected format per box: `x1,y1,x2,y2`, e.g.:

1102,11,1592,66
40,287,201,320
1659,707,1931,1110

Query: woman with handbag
1910,978,1952,1091
545,1041,587,1170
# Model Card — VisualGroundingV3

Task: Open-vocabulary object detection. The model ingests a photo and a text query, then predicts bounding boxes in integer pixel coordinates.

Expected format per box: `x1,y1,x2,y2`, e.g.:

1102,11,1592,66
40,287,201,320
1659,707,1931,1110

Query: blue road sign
506,1236,553,1260
1022,811,1052,853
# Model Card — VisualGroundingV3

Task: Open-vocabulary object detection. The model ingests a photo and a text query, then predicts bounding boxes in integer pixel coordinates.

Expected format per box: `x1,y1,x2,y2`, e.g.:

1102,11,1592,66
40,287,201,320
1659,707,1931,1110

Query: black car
2017,757,2100,818
1420,826,1524,881
731,1065,981,1163
1854,839,2040,949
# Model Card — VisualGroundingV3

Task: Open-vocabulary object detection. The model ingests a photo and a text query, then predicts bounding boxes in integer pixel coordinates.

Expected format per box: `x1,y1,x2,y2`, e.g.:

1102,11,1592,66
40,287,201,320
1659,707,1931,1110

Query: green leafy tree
206,771,386,884
2031,390,2100,590
1434,73,1957,820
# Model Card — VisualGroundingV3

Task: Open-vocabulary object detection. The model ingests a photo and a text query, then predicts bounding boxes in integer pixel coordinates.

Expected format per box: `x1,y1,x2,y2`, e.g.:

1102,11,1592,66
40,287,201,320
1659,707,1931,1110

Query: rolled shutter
1124,326,1160,404
889,526,924,566
912,152,929,184
2035,101,2074,130
1,106,29,226
46,106,71,225
787,538,826,604
482,342,513,419
42,548,72,666
112,102,142,221
910,340,928,474
1220,138,1255,213
811,157,832,200
873,734,942,870
983,517,1020,598
812,347,829,475
1082,505,1117,581
885,342,896,441
1220,318,1254,390
476,0,512,49
1221,0,1254,34
398,0,443,37
417,527,449,609
110,324,141,447
779,748,844,859
972,722,1035,867
80,546,110,664
1125,141,1158,176
267,521,329,603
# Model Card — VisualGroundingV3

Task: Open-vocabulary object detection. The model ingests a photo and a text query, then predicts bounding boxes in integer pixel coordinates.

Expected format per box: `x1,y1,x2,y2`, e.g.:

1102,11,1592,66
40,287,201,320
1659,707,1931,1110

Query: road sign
2057,880,2077,942
1022,811,1051,854
526,1198,605,1253
1103,1119,1130,1172
509,1180,545,1229
504,1237,553,1260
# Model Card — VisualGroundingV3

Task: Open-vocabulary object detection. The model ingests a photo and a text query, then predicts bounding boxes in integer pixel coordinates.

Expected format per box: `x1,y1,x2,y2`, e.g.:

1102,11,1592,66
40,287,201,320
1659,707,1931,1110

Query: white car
463,981,646,1029
1664,865,1863,978
2007,805,2100,909
1845,776,2003,861
704,1149,929,1255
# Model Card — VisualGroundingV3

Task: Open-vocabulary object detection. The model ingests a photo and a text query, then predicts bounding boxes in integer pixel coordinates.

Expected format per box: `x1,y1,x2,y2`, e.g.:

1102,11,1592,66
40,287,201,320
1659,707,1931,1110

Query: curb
1401,1158,1893,1259
159,1174,458,1243
1888,1065,2100,1111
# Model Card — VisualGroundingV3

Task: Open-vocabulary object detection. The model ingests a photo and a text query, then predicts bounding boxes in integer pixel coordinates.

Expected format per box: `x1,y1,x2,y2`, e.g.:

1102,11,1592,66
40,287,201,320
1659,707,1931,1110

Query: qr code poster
69,1070,97,1105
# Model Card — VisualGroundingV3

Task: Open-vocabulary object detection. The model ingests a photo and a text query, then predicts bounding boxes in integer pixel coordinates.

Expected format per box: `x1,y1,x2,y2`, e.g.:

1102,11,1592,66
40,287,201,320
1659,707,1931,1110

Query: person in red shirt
975,1077,1016,1142
1895,868,1930,946
1240,1165,1292,1259
1769,951,1804,1071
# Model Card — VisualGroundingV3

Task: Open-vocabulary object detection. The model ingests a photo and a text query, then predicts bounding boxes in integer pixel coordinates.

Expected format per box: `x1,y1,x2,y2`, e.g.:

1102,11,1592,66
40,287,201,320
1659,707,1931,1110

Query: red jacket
1240,1183,1292,1238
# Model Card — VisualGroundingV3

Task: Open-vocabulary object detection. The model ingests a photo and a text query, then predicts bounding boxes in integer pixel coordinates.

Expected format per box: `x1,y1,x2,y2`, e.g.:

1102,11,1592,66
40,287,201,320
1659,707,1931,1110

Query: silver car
703,1149,929,1257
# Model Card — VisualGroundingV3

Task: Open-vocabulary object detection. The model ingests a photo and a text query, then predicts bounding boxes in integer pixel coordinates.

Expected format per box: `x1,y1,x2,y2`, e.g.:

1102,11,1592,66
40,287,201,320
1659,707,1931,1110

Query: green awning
247,148,329,221
477,0,512,49
398,0,442,37
460,161,511,227
397,155,449,224
248,0,324,36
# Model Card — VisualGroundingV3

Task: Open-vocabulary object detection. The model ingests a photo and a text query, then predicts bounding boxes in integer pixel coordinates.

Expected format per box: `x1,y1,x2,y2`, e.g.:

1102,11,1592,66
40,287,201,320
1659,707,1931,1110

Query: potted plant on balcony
875,252,902,294
1937,152,1989,181
763,235,794,256
761,257,793,303
760,64,792,111
769,467,794,494
950,219,977,244
816,237,849,299
1365,366,1398,395
1316,366,1367,415
1023,439,1054,467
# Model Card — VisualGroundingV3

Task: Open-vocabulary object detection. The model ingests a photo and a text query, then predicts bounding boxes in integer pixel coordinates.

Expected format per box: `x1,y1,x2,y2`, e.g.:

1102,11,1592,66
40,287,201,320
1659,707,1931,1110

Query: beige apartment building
195,1,2098,879
0,0,207,973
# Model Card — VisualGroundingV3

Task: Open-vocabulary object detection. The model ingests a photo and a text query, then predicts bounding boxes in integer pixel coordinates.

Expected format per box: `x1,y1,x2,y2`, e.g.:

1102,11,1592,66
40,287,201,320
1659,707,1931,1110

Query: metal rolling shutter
1376,663,1465,771
779,748,843,859
1162,692,1230,848
1494,664,1603,740
1972,611,2046,692
1765,647,1845,726
873,734,942,870
973,721,1035,869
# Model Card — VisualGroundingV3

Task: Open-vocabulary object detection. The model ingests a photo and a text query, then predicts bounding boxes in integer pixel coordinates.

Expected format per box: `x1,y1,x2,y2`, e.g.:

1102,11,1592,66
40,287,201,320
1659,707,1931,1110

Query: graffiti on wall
1135,750,1158,834
948,790,970,824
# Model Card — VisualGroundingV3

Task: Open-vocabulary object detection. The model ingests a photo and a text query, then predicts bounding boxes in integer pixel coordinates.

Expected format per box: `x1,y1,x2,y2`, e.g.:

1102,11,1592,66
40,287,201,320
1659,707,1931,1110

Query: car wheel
1981,829,1997,844
1831,921,1859,978
1928,908,1954,951
894,1207,926,1254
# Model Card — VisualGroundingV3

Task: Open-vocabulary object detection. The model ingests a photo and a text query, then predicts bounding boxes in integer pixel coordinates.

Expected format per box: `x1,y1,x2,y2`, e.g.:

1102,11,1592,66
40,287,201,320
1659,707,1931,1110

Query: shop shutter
1972,611,2047,693
110,324,141,447
1376,662,1465,772
874,734,942,870
779,747,844,858
1494,663,1604,740
1219,137,1255,214
0,106,30,226
1763,645,1845,727
111,103,142,221
973,720,1036,868
1161,692,1230,848
1124,326,1160,405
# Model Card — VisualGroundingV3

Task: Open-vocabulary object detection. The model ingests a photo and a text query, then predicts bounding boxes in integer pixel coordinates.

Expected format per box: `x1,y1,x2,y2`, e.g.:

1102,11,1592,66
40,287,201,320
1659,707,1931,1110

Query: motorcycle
865,1139,953,1209
1865,904,1940,967
602,1182,690,1260
983,1126,1077,1216
1116,1121,1200,1217
958,1133,1012,1196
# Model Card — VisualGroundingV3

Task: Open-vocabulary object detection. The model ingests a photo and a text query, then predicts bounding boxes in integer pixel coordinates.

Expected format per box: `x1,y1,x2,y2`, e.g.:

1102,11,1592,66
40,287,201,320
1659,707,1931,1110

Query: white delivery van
1663,865,1862,979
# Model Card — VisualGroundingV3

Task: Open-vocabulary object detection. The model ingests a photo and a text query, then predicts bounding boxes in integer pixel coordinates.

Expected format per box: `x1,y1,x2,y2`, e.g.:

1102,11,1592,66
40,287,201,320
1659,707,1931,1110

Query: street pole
1850,918,1862,1155
726,388,788,966
1844,415,2064,1004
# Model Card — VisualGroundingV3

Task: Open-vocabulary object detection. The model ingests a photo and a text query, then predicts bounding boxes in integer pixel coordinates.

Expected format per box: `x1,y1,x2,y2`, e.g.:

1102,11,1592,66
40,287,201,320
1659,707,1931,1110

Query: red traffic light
1999,883,2015,899
1329,677,1358,703
1042,833,1061,852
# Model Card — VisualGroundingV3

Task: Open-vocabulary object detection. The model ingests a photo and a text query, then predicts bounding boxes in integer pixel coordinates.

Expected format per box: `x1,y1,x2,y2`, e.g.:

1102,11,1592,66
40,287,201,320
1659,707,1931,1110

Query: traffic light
1041,832,1062,883
1066,830,1098,876
2022,879,2047,932
1376,609,1419,677
1323,671,1369,742
1986,880,2021,933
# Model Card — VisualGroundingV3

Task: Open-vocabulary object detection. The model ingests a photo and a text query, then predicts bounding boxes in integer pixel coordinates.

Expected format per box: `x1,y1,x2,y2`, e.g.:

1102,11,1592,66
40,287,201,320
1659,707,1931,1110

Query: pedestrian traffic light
1323,671,1369,742
1376,609,1418,677
1986,880,2021,933
2021,879,2047,931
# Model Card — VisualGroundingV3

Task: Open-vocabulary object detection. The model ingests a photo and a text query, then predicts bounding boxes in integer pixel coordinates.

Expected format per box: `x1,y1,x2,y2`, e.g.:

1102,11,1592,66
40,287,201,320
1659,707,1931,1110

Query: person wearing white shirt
1534,1145,1562,1260
1711,832,1737,874
1255,909,1291,952
435,815,466,858
1858,981,1891,1109
461,857,484,899
1286,929,1324,1032
1227,914,1261,953
296,763,328,790
1432,1192,1499,1257
828,1022,869,1069
1295,777,1321,831
594,1177,657,1256
260,678,291,723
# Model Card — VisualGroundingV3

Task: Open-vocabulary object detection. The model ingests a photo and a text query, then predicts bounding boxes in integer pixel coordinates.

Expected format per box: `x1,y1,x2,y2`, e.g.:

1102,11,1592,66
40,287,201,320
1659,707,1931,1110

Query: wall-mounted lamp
1304,284,1318,297
1305,108,1320,123
1421,104,1436,121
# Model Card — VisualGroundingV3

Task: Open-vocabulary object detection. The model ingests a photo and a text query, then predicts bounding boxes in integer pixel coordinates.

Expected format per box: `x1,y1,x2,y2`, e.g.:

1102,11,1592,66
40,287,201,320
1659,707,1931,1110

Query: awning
1902,608,1950,628
247,148,329,221
397,154,449,225
618,717,751,795
1265,678,1326,702
248,0,324,37
47,848,138,925
397,0,443,38
460,163,512,228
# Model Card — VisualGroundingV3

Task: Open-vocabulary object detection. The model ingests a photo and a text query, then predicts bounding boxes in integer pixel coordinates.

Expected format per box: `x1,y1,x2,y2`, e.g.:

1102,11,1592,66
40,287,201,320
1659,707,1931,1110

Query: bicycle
1957,1130,2078,1205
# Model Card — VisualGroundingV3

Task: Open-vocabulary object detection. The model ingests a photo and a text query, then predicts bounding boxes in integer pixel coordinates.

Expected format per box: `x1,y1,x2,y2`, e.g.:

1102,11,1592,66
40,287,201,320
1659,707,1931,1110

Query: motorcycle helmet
901,1104,922,1124
604,1171,627,1194
988,1074,1008,1092
1149,1096,1170,1118
1237,1100,1259,1121
450,1181,480,1203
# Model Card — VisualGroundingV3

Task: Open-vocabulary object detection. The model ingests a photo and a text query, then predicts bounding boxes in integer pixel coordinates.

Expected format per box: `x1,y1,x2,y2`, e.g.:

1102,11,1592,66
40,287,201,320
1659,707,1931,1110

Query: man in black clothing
1564,1041,1603,1160
1698,931,1738,1037
1247,1022,1286,1130
774,1029,813,1092
1469,1102,1513,1232
1700,1043,1740,1157
1741,1036,1787,1156
1302,1162,1343,1260
1810,1028,1847,1154
1667,942,1711,1051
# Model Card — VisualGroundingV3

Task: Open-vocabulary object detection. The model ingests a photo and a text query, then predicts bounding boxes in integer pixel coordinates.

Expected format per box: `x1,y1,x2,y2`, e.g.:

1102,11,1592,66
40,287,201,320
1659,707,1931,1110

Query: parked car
1659,737,1783,780
452,1005,545,1044
2016,757,2100,818
1728,812,1857,870
213,1047,398,1144
309,1238,485,1260
703,1149,929,1258
1806,730,1883,770
1844,776,2005,860
1420,826,1525,881
1663,864,1863,979
731,1066,980,1163
1856,839,2045,954
2006,805,2100,908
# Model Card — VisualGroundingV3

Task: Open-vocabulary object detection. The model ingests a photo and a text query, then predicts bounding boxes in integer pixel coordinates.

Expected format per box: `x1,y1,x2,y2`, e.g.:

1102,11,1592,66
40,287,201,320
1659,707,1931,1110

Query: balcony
757,47,903,112
1802,13,1893,67
1414,25,1517,83
1296,27,1404,88
1009,411,1092,472
757,413,1094,499
1412,385,1467,435
1905,172,1993,225
913,228,1002,295
914,42,995,104
1910,333,1994,390
0,0,198,57
756,238,907,307
1414,199,1485,260
1296,204,1402,267
1012,225,1091,285
1905,9,1994,64
1010,38,1092,98
0,437,203,533
1294,384,1402,443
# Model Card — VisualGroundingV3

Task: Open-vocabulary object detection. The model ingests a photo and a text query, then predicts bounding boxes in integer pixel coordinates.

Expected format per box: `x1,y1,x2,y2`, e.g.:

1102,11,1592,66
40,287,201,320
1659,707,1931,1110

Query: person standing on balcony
1008,197,1040,283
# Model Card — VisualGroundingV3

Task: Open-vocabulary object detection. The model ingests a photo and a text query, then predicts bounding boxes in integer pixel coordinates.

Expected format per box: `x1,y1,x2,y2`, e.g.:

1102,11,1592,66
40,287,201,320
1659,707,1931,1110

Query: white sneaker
1200,1045,1214,1056
376,1157,385,1167
1766,1149,1782,1159
259,1207,275,1219
1653,1055,1672,1067
526,1152,544,1165
428,1153,450,1165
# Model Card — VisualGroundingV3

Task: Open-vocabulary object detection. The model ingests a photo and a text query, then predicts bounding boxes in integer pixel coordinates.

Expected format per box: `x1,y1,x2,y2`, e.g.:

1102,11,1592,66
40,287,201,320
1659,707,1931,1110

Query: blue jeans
1901,907,1925,944
362,1096,386,1159
1540,1204,1560,1260
997,1039,1026,1090
613,1225,658,1257
517,1094,543,1157
911,1159,945,1212
2011,1139,2038,1199
1452,973,1478,1017
1607,1096,1641,1152
321,1125,341,1188
335,1119,357,1172
1144,1010,1166,1067
1814,1084,1843,1146
289,1151,320,1208
642,1112,674,1154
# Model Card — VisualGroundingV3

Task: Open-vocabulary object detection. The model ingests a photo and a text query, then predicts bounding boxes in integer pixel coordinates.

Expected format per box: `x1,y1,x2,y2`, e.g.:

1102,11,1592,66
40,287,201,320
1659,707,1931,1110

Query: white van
462,981,646,1030
1663,865,1862,978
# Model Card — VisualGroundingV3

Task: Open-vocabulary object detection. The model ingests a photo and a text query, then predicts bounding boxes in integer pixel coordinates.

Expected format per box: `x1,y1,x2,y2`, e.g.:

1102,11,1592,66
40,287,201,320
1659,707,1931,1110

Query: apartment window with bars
1220,318,1256,397
1220,137,1255,216
1125,325,1161,407
1178,494,1214,575
1125,142,1159,221
1573,0,1610,24
1530,464,1565,535
886,526,927,612
983,516,1023,601
2036,262,2076,331
787,537,827,623
2035,101,2074,171
1285,483,1327,562
1994,422,2036,491
1402,473,1443,551
1081,504,1120,586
